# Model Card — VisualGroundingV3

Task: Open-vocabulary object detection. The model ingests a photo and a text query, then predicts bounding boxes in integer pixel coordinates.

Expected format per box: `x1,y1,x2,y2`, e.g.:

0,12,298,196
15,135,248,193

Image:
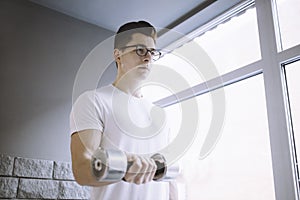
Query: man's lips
138,66,150,70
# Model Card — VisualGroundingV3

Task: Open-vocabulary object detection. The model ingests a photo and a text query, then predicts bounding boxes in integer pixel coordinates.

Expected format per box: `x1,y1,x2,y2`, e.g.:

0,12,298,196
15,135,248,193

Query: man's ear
114,49,120,61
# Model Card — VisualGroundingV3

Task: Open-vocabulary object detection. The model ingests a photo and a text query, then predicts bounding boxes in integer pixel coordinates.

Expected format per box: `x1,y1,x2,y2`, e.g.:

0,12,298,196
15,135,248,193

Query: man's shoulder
87,85,114,103
82,84,113,96
75,85,113,103
95,84,114,95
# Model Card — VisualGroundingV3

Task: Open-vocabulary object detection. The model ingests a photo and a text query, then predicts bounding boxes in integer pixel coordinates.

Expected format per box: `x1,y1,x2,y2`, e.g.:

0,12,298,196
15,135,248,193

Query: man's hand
123,154,157,184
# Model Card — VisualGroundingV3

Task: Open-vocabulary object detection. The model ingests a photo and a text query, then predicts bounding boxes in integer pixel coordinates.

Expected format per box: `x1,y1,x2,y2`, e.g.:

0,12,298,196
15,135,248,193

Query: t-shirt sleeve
69,91,104,135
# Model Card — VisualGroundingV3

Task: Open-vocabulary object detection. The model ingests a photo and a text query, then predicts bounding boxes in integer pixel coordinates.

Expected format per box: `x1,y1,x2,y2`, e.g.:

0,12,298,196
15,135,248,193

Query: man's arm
71,129,157,186
71,129,116,186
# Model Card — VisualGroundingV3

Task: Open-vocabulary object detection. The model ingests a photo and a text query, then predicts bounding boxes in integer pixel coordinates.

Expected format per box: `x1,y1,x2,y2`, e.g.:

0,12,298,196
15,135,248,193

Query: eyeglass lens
136,46,161,60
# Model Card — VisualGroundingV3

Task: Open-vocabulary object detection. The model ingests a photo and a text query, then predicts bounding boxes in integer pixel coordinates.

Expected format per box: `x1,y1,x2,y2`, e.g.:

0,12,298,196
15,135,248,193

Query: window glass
274,0,300,50
143,52,205,102
171,75,276,199
194,7,261,76
284,61,300,180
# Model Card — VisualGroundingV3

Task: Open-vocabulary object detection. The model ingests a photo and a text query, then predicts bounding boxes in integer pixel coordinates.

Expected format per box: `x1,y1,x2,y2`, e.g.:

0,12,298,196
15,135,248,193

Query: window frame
256,0,300,199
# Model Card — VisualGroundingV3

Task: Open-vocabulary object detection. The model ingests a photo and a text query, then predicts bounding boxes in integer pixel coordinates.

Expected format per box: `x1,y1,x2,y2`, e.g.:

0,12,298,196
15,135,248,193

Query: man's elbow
72,162,90,186
72,163,115,187
73,174,86,186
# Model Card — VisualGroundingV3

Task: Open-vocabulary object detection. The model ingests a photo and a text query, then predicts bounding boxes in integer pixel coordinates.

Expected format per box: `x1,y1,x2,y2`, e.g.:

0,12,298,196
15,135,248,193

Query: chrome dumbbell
91,148,127,182
150,153,180,181
91,148,180,182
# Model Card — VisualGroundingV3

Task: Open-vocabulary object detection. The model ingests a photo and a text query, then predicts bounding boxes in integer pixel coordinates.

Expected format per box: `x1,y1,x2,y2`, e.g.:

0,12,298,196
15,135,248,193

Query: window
143,0,300,199
172,75,275,199
273,0,300,50
284,60,300,182
194,7,260,76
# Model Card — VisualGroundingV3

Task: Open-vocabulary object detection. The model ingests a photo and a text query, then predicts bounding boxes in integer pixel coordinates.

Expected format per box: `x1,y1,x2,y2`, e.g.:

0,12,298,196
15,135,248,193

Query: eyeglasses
119,44,162,61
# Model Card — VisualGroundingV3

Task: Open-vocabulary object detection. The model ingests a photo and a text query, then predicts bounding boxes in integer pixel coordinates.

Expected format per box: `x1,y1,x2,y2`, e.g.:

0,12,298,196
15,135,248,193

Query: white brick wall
14,157,53,178
0,154,90,199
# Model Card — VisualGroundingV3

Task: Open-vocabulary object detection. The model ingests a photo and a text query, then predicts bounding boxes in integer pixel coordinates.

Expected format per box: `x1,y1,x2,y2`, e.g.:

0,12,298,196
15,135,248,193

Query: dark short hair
114,21,157,49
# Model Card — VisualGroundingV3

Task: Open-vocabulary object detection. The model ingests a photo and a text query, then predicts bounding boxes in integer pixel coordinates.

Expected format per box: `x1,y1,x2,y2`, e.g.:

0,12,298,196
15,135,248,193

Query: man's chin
135,70,150,81
122,66,151,81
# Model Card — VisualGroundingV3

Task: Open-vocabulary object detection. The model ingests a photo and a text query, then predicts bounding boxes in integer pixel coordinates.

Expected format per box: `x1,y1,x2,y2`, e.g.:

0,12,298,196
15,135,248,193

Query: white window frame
154,0,300,199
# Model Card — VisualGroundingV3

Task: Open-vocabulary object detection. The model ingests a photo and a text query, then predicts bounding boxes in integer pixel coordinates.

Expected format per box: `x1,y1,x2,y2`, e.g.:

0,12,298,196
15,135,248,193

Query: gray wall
0,0,116,161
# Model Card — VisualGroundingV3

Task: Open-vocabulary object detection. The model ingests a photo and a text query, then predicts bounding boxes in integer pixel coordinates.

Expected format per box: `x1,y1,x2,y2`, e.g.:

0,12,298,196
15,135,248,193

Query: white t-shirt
70,84,170,200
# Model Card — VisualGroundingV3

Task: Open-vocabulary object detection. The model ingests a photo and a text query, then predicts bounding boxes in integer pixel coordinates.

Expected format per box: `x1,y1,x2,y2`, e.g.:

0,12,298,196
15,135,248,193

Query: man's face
115,33,156,80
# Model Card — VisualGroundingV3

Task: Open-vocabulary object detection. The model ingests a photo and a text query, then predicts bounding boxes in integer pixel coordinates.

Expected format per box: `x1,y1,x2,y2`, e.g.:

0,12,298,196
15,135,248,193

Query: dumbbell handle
92,149,179,182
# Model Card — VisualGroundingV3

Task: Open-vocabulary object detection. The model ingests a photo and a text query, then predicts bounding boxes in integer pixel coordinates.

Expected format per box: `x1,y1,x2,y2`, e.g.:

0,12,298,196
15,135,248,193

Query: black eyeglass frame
119,44,162,61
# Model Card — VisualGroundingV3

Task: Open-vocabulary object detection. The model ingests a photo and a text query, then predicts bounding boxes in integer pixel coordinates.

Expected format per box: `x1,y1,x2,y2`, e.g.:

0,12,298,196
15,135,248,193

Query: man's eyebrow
136,44,156,50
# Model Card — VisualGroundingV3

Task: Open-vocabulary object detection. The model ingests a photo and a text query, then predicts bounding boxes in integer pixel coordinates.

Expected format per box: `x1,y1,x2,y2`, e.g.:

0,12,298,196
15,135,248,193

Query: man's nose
143,51,152,62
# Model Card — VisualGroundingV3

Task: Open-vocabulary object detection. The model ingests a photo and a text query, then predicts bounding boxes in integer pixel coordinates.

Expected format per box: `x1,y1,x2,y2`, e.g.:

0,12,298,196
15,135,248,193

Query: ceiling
29,0,245,48
30,0,212,32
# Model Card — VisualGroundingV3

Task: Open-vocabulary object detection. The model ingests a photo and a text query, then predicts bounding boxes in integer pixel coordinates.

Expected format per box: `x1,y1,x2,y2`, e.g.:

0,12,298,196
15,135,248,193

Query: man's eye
151,50,158,56
136,48,147,55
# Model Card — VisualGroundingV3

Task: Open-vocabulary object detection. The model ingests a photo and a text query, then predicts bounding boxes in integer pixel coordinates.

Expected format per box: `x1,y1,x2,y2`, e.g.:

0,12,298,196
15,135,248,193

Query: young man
70,21,177,199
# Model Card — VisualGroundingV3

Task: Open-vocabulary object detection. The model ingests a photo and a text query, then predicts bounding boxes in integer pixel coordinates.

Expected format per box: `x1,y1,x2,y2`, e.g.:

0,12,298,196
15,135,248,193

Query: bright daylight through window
274,0,300,50
177,75,275,200
194,6,261,76
143,0,300,199
284,61,300,182
142,4,276,200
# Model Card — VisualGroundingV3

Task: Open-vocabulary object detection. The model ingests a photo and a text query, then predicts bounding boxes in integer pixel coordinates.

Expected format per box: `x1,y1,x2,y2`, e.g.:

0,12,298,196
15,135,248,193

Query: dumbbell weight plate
151,153,167,181
92,148,127,182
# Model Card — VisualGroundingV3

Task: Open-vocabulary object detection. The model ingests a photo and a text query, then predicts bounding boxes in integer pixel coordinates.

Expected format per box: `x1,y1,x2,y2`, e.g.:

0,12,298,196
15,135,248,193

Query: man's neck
112,78,143,98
